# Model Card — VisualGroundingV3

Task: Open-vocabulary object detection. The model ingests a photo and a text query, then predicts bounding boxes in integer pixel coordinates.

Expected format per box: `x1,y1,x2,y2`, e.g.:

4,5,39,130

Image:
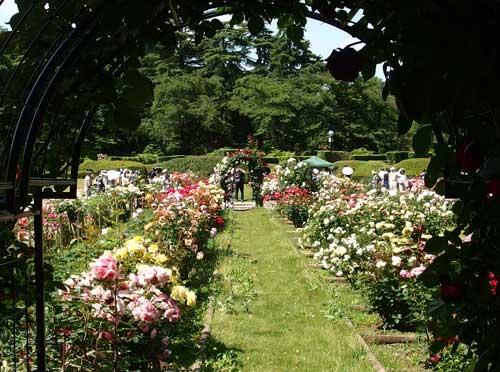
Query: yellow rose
186,291,196,307
155,254,168,264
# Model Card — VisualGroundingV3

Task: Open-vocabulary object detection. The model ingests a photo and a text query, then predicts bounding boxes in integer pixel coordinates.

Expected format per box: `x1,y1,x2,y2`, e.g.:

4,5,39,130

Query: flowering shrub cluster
261,158,324,201
4,174,223,371
58,250,194,367
274,187,312,228
145,182,225,271
301,175,454,330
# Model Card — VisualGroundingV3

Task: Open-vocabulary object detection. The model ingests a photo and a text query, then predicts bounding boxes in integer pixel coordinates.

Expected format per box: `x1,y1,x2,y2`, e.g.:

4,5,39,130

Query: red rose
325,47,364,82
429,355,441,363
457,137,481,172
487,179,500,198
440,284,463,302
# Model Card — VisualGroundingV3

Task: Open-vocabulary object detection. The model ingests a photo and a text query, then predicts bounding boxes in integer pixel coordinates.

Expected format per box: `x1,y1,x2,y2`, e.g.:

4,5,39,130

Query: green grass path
209,208,375,372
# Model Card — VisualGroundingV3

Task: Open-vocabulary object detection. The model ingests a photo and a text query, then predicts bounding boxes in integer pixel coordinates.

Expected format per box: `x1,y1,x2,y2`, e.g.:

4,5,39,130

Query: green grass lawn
208,208,376,372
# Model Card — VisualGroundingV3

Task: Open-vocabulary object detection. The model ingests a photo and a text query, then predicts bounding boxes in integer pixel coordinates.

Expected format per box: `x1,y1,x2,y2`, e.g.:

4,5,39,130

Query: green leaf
121,70,153,110
425,150,447,187
382,81,389,101
479,154,500,180
425,236,448,255
114,102,141,131
361,62,376,81
230,12,244,26
285,25,304,42
211,19,224,31
248,16,265,35
397,113,412,135
475,345,497,372
412,124,433,156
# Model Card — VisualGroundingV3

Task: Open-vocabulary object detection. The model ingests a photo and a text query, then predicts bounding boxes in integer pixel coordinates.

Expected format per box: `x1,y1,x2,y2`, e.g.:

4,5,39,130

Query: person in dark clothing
233,165,246,201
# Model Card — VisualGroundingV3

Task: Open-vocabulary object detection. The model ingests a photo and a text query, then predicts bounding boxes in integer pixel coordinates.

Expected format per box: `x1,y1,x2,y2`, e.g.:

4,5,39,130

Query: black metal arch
0,1,357,370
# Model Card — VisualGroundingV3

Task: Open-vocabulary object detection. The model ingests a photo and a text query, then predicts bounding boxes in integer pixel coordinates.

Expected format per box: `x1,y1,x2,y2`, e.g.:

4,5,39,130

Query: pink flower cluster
60,253,180,358
90,254,118,280
399,266,426,278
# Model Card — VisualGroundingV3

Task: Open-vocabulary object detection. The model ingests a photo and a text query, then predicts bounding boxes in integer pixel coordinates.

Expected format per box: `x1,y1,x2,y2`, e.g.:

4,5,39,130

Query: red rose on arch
325,47,364,82
456,137,481,172
487,179,500,198
440,284,463,302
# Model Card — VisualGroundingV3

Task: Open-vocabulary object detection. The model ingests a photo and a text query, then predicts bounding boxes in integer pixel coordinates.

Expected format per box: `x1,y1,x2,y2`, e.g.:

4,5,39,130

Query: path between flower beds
209,208,376,372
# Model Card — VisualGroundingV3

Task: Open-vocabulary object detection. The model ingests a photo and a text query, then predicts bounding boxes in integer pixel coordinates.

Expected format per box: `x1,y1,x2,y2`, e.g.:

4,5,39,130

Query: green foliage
386,151,410,163
317,150,351,162
157,155,186,162
262,157,279,164
154,155,223,178
210,148,240,156
393,158,430,176
350,147,374,156
78,159,147,177
112,153,159,164
412,125,434,157
351,154,387,161
265,150,295,163
363,274,434,331
333,160,389,177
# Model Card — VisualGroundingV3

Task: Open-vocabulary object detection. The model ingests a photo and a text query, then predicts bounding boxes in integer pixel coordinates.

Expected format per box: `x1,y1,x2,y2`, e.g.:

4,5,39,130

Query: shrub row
154,155,223,178
332,158,430,178
78,159,147,178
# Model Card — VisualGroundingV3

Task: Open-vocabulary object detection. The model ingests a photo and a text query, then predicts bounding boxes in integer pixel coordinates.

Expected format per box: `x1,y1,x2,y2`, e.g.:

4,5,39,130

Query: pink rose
399,270,412,278
90,254,118,281
409,266,426,277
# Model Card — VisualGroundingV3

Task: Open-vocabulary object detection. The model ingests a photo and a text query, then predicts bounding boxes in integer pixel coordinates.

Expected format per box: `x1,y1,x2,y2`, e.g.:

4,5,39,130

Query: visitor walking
233,165,246,201
388,167,398,190
371,170,381,189
83,171,92,197
397,168,408,191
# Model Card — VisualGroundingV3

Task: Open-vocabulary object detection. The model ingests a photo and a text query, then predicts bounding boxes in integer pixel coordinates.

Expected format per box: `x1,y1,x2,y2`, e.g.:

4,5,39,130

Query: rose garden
1,1,499,371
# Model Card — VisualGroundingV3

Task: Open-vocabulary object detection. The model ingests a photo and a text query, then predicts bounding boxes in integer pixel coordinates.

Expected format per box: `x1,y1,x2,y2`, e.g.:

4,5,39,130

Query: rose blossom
90,254,118,281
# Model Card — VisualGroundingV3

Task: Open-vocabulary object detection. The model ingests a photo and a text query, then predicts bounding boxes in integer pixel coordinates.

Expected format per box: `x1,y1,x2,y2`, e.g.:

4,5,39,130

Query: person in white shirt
83,172,92,197
398,168,408,191
388,167,398,190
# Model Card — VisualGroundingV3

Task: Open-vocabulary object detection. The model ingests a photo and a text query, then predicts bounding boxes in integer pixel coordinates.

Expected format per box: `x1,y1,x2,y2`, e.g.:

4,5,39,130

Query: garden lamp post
328,130,334,162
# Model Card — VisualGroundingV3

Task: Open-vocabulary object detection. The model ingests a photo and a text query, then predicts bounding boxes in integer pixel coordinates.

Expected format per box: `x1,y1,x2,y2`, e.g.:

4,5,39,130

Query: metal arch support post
33,193,45,371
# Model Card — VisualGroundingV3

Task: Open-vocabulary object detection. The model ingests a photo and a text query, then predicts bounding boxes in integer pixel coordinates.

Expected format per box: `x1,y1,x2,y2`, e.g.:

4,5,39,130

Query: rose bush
301,174,454,330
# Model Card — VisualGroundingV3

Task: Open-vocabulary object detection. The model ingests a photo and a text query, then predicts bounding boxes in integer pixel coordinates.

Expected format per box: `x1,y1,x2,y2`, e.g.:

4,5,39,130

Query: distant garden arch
215,149,266,203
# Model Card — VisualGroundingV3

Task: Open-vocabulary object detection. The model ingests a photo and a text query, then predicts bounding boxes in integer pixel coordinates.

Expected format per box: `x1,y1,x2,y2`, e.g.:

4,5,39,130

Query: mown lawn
208,208,377,372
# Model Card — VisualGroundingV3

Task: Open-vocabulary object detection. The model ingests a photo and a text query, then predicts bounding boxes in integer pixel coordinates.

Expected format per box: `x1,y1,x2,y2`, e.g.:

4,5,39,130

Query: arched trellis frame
1,0,499,370
217,149,267,204
0,3,364,370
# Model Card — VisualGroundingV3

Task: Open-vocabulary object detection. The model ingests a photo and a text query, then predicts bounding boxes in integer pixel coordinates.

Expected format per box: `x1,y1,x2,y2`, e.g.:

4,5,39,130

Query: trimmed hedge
317,150,351,162
211,148,239,156
78,159,147,178
350,147,374,156
153,155,223,178
352,154,387,161
332,160,389,178
157,155,186,162
262,157,280,164
385,151,410,163
393,158,430,176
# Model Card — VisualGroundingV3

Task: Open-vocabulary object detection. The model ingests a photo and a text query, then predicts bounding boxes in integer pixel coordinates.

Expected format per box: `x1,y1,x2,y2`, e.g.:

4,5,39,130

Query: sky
0,0,383,78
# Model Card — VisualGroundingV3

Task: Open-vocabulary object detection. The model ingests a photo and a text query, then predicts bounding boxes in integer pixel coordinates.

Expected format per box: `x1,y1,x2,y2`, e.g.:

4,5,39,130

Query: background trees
84,24,401,157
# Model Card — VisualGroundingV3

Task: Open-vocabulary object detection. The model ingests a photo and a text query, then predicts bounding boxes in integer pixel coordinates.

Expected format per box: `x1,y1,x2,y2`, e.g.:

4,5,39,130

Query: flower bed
3,174,226,370
301,175,455,331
